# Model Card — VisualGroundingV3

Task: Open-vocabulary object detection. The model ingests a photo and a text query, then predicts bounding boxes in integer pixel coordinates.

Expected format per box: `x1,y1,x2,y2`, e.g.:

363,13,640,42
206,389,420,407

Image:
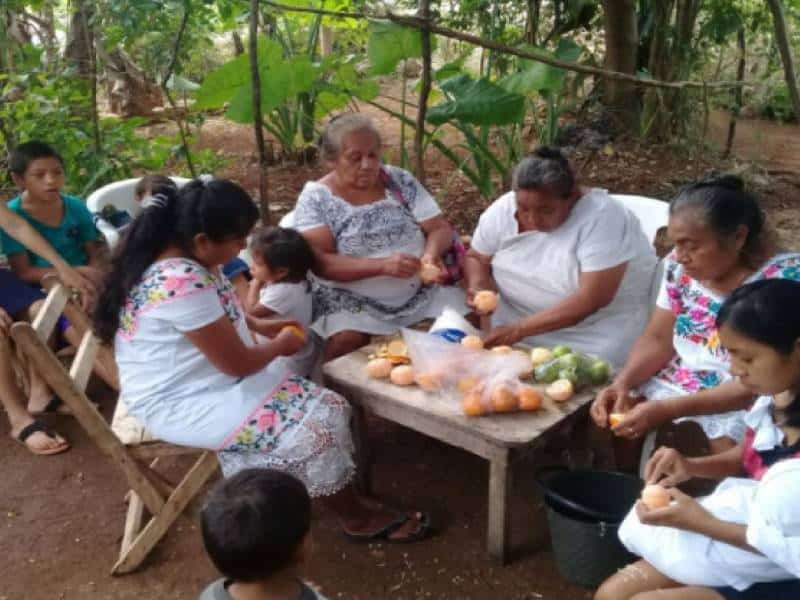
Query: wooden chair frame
11,283,218,575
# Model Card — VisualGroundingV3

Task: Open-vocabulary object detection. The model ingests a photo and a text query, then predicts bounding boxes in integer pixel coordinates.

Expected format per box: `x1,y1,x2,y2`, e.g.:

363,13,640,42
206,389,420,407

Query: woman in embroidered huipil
92,179,432,543
293,114,465,361
591,176,800,462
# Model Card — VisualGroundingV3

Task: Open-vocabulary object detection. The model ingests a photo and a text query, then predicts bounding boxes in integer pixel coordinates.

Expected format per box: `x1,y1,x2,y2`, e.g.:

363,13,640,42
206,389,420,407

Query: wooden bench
11,283,218,575
322,345,597,564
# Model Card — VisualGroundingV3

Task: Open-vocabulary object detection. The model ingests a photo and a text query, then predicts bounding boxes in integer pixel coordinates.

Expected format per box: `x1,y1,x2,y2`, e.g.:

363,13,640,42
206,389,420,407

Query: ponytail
93,178,259,343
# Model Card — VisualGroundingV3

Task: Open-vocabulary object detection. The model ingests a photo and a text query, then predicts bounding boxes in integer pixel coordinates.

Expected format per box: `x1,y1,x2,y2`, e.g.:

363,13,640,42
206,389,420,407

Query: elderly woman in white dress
464,147,658,367
293,114,465,361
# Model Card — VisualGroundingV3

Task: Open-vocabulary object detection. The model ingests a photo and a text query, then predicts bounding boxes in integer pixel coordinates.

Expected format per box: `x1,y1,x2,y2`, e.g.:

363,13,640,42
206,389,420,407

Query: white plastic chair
278,210,295,228
611,194,671,477
86,177,192,248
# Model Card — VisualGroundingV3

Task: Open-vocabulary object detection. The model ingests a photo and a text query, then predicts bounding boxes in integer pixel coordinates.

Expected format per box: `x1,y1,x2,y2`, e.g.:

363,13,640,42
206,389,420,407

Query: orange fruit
546,379,574,402
366,358,393,379
461,335,484,350
457,376,482,394
609,413,625,428
281,325,306,342
474,290,498,313
462,390,485,417
490,384,517,413
390,365,415,386
491,345,513,354
518,387,543,411
415,372,443,391
420,262,441,284
641,484,671,510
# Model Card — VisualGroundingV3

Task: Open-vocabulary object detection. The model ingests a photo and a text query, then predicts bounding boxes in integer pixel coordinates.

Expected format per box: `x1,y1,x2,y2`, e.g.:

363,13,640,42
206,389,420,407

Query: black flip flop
342,513,409,543
14,420,70,456
31,396,68,415
385,511,433,544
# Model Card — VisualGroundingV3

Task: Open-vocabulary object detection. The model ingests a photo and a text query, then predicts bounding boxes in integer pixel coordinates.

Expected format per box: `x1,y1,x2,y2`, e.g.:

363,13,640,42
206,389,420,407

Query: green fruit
558,353,580,370
534,361,561,383
552,345,572,358
558,367,578,385
589,360,611,385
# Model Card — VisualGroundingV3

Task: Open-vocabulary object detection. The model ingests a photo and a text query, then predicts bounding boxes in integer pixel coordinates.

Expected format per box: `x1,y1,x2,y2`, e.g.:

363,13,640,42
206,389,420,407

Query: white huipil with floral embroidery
293,165,466,338
114,258,354,495
638,252,800,442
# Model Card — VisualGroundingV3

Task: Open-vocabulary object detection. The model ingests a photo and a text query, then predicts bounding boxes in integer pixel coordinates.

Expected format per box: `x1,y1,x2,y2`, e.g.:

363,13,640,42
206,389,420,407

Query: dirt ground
2,88,800,600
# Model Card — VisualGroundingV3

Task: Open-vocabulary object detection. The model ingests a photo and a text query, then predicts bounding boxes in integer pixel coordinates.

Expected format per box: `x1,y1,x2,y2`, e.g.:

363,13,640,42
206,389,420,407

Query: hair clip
142,193,168,209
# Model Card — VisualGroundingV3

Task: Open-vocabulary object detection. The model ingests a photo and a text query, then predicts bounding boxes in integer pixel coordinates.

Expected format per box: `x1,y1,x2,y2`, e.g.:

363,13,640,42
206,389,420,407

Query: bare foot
26,377,57,414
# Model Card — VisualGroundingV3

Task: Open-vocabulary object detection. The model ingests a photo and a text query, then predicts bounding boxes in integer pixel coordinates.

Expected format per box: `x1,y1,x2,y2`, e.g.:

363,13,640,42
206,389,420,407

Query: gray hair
318,113,382,163
512,146,575,198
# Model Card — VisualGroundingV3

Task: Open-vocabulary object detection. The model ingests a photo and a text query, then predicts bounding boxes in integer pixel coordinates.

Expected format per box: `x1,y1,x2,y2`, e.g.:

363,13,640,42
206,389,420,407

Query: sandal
343,511,433,544
14,420,70,456
343,513,409,543
385,511,433,544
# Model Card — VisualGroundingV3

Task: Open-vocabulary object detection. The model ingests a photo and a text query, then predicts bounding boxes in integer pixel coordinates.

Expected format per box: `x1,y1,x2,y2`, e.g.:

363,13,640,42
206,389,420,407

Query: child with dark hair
199,469,326,600
1,141,108,292
596,278,800,600
245,227,317,376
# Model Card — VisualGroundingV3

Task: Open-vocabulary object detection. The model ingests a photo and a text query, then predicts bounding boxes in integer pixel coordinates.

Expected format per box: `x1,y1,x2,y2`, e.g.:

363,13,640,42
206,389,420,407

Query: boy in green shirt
2,141,108,292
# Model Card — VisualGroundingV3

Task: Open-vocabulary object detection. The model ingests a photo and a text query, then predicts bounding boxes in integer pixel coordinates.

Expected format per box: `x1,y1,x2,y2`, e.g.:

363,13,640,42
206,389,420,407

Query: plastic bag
401,328,540,416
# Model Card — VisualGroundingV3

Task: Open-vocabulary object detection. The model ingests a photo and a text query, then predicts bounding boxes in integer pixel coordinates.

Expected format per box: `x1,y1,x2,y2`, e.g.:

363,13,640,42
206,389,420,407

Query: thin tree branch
414,0,432,183
161,0,196,177
261,0,758,91
250,0,271,223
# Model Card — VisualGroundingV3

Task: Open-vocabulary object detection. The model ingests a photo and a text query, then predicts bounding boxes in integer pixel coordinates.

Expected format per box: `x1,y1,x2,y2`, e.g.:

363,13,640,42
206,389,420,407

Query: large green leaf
498,39,583,95
195,38,282,110
427,75,525,126
367,20,422,75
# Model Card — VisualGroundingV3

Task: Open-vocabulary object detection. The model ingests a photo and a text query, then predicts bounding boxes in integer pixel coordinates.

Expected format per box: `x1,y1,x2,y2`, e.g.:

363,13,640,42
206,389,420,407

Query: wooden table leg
351,404,372,495
487,448,511,564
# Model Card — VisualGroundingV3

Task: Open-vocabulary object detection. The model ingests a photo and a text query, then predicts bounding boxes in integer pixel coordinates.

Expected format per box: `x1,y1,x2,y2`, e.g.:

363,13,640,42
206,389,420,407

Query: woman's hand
591,380,633,428
611,399,671,439
382,253,421,278
645,447,693,486
0,307,12,335
484,322,524,347
636,487,712,533
274,326,306,356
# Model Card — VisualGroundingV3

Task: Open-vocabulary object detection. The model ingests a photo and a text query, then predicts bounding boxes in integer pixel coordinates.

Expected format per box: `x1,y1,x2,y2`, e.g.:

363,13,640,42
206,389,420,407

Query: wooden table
322,345,597,564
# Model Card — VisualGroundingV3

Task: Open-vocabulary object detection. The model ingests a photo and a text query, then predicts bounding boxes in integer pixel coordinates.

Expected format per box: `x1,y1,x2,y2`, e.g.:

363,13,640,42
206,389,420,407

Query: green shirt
0,194,100,267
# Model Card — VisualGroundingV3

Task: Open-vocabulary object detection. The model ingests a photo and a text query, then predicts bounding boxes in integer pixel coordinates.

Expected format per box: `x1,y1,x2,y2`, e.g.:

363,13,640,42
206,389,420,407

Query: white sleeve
576,199,636,272
293,184,330,232
258,284,299,317
154,286,225,333
746,461,800,578
387,166,441,222
470,195,510,257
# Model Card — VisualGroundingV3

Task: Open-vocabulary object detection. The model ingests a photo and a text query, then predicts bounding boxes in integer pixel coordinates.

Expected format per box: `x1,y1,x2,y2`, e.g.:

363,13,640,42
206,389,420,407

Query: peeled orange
415,372,443,391
641,484,671,510
461,335,484,350
474,290,498,313
390,365,415,386
366,358,393,379
281,325,306,342
609,413,625,428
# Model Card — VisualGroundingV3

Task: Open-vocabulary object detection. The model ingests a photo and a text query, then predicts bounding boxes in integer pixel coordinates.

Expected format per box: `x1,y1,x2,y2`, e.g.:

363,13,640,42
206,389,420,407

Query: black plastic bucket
535,467,643,588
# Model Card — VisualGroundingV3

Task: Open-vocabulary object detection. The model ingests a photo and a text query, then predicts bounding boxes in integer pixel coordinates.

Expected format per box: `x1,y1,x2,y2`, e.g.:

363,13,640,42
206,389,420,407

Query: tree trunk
250,0,271,224
65,0,92,77
414,0,432,184
98,46,163,116
724,27,746,158
600,0,640,131
766,0,800,122
320,25,334,56
525,0,540,46
232,31,245,56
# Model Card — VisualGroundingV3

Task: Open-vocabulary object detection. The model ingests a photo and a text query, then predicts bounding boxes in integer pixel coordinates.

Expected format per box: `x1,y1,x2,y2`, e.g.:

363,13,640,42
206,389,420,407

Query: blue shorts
0,268,44,318
714,579,800,599
222,257,250,280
